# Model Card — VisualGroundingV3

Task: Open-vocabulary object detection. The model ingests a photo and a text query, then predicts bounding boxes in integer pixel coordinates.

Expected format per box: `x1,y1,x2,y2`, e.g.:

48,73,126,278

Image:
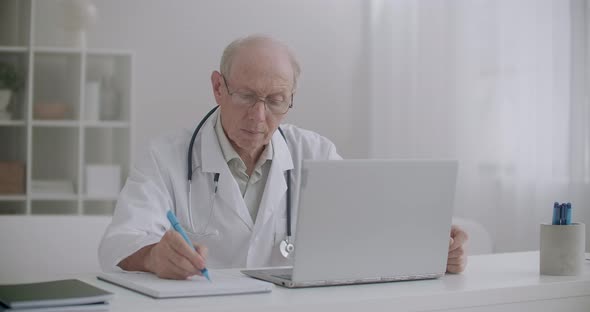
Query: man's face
211,43,294,155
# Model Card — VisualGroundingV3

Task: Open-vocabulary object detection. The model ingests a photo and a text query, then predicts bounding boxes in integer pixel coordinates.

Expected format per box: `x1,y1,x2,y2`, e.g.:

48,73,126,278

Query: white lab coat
98,109,341,271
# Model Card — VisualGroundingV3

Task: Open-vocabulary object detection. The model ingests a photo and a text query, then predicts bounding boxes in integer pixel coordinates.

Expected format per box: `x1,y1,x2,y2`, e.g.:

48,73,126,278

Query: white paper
97,270,272,298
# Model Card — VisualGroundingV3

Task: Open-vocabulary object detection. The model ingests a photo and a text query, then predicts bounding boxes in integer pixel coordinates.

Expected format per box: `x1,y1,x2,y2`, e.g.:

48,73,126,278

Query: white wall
53,0,371,160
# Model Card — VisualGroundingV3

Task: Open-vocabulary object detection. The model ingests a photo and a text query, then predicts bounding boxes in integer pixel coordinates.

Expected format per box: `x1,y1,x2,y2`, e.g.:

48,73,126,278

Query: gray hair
220,35,301,89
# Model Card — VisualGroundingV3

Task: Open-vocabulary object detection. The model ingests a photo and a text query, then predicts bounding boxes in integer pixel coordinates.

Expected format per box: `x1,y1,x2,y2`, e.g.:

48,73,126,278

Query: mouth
242,129,265,135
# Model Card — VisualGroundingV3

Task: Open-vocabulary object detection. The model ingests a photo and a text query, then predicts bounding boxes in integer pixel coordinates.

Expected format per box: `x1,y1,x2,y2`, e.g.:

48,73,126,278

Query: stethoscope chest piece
280,238,295,258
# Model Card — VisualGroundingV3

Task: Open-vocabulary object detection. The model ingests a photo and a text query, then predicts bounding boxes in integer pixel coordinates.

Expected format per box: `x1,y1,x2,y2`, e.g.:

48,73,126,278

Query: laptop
242,159,458,288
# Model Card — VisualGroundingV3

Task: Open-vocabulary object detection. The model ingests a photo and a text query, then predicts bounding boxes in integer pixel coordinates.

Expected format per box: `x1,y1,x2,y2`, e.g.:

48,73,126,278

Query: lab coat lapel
196,109,254,231
255,129,294,229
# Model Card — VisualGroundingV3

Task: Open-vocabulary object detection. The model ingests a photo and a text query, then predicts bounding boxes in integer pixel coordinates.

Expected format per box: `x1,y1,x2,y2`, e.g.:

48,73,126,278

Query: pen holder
539,223,586,276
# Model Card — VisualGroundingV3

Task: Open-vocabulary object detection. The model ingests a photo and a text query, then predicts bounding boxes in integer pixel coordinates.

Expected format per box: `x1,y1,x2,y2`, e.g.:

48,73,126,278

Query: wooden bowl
34,103,69,120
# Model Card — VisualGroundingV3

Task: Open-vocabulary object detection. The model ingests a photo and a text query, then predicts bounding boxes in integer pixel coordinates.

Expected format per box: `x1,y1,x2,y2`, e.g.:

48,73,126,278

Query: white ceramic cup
539,223,586,276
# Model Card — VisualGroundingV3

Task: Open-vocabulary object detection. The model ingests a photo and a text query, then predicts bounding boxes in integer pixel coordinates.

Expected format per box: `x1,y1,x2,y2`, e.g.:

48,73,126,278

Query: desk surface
19,252,590,312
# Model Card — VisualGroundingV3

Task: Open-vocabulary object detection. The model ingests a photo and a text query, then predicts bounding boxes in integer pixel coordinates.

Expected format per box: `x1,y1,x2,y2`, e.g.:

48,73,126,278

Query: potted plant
0,62,24,120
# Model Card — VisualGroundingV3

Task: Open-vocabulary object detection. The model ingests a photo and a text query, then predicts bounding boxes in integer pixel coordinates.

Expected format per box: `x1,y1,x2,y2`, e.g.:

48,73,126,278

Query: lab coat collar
196,109,294,174
270,126,294,172
197,109,226,174
252,128,295,231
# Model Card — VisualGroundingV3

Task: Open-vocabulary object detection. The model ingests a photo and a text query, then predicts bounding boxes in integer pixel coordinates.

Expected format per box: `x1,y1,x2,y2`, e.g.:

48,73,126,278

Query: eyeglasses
222,75,294,115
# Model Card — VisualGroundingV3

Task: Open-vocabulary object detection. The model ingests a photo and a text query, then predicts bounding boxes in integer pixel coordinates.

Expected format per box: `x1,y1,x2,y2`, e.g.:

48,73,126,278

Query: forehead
229,42,294,90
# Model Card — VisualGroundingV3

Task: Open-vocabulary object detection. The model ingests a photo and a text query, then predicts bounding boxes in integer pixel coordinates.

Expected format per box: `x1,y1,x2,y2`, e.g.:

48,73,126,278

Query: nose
248,99,267,121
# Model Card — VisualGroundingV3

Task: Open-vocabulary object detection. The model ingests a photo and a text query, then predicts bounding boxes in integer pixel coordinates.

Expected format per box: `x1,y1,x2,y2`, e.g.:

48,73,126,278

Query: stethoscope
186,106,295,258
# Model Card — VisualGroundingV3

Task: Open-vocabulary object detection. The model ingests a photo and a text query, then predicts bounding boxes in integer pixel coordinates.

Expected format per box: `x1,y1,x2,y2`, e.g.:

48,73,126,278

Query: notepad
0,279,112,311
0,302,110,312
97,270,272,298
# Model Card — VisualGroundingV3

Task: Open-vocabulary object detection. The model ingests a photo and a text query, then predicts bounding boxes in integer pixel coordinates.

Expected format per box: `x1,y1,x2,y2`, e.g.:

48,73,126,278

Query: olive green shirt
214,113,272,222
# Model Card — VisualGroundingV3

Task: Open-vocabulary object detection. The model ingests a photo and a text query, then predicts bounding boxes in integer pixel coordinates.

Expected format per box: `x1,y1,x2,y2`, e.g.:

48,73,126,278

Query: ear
211,71,224,103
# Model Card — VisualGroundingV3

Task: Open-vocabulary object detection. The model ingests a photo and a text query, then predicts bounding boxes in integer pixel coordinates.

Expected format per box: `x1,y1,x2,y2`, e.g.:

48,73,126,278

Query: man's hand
118,230,208,280
446,225,468,273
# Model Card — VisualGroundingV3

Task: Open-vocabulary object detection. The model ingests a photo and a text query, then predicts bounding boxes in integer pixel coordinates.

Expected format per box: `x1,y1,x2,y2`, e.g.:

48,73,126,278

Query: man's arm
99,137,177,272
117,230,207,280
118,244,154,272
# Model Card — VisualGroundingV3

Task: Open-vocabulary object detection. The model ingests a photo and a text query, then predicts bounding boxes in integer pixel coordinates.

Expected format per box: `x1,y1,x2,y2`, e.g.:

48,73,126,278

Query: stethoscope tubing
186,106,293,242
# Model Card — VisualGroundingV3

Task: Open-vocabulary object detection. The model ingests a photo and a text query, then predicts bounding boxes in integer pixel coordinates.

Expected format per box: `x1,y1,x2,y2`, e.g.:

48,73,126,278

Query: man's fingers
449,225,468,252
448,246,465,258
166,231,206,270
167,246,202,274
195,244,209,260
447,255,466,265
163,257,194,279
446,263,466,274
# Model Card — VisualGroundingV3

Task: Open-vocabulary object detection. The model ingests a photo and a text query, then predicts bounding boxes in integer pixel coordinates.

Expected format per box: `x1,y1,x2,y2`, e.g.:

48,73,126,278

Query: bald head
220,35,301,89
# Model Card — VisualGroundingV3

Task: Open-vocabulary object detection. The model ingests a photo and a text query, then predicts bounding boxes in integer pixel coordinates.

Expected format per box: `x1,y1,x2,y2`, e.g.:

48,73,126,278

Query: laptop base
241,268,443,288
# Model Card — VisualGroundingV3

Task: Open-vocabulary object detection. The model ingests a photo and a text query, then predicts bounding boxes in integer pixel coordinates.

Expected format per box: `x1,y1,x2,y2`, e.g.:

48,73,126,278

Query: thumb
449,237,454,248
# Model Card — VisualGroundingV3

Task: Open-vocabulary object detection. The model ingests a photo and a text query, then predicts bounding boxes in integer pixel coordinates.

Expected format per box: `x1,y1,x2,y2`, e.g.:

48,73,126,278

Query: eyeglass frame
221,74,294,115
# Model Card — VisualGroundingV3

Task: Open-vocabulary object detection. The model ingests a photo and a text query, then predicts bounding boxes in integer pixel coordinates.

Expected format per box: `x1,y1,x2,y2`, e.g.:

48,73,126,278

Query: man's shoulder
150,128,191,147
279,124,339,159
279,124,330,144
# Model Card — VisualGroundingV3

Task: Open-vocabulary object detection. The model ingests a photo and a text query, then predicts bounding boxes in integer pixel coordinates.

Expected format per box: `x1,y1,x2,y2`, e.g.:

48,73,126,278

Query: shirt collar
214,112,273,170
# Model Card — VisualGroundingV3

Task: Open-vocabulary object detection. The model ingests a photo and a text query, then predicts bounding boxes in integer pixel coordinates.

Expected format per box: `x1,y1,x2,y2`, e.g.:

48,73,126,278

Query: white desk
26,252,590,311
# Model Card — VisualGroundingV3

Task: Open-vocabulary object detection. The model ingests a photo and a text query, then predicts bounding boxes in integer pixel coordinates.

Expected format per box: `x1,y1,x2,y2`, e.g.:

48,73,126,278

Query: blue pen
552,202,560,225
166,210,211,281
565,203,572,225
560,203,567,225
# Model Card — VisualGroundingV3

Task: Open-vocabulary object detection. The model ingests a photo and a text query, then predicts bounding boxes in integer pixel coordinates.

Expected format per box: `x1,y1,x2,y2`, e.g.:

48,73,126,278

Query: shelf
30,193,78,200
0,200,25,215
83,121,129,128
84,127,130,167
32,120,79,127
85,54,131,122
33,52,82,121
32,128,80,189
31,200,78,215
0,127,27,162
0,0,30,47
0,51,28,120
32,46,84,54
0,195,26,201
2,1,132,216
0,120,26,126
0,46,27,52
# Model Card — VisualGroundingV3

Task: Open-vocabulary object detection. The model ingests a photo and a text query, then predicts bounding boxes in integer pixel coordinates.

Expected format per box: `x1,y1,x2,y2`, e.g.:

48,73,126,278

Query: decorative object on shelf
61,0,98,48
0,62,24,120
31,179,76,195
0,162,25,194
86,164,121,197
33,102,69,119
85,80,101,120
100,74,120,120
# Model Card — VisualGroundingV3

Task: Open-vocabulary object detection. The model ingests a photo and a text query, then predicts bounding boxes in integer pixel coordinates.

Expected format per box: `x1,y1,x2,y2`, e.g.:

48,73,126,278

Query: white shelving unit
0,0,133,215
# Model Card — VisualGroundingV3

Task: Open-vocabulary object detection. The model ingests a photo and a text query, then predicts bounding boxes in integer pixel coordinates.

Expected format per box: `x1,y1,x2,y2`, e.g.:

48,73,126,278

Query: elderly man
98,35,468,280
